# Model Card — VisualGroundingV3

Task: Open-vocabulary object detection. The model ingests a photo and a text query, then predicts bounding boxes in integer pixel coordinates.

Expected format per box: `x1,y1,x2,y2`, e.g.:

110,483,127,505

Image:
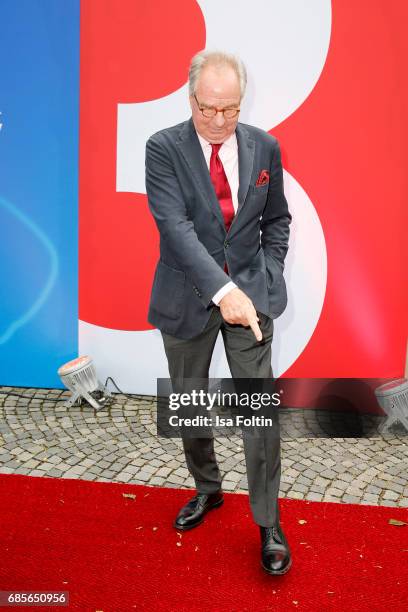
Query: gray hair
188,50,247,99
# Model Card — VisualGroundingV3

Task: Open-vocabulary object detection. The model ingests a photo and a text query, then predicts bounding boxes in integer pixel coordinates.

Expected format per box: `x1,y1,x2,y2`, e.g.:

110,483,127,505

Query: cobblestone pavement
0,387,407,508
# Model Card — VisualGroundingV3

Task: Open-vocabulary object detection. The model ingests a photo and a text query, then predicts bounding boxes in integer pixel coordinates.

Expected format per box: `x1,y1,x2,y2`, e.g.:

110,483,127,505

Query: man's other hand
219,288,263,341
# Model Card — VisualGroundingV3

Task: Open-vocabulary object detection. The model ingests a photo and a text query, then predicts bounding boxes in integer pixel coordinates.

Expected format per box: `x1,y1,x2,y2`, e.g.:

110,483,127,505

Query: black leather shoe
260,524,292,575
174,491,224,531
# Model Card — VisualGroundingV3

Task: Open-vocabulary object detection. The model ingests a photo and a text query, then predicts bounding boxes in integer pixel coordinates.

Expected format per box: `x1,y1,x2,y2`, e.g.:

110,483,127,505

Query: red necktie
209,144,235,232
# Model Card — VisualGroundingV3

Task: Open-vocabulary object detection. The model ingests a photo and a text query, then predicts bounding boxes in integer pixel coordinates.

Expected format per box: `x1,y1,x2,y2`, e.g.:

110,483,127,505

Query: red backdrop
79,0,407,378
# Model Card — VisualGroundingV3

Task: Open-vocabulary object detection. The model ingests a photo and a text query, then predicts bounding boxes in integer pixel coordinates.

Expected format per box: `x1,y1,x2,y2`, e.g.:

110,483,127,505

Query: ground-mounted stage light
58,355,111,410
375,378,408,434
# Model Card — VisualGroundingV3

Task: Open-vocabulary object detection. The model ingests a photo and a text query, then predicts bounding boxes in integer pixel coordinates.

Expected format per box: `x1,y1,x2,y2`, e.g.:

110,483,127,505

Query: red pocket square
256,169,270,186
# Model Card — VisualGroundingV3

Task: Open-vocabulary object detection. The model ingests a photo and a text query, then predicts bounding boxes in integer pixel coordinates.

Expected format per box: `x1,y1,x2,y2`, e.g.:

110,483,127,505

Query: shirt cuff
212,281,237,306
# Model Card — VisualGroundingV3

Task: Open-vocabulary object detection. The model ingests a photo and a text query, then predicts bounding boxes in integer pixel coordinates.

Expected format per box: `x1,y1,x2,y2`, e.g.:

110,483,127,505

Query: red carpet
0,474,407,611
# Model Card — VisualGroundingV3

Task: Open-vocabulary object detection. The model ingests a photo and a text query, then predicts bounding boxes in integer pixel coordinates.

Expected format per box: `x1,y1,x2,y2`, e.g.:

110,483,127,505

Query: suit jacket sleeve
145,133,229,308
260,139,292,282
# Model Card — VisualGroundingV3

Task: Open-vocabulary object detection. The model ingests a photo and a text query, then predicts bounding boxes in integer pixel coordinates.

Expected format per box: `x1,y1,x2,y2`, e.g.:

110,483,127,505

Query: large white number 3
80,0,331,393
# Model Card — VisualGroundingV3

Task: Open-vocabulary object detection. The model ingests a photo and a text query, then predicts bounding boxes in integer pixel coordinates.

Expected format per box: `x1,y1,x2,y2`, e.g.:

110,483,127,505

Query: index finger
248,313,263,342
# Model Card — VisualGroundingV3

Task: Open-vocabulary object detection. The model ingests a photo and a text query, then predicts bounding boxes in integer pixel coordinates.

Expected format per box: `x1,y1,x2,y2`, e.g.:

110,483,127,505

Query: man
145,50,292,575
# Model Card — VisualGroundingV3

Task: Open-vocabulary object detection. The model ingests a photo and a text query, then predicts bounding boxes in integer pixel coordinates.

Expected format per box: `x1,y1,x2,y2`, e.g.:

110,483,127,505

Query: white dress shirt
196,130,238,305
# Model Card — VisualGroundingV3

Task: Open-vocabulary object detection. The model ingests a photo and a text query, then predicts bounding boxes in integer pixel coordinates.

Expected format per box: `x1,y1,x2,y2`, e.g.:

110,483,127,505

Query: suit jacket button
224,240,230,248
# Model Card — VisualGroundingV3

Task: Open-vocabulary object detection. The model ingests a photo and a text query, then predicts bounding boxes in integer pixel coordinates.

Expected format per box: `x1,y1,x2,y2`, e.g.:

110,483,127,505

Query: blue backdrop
0,0,79,387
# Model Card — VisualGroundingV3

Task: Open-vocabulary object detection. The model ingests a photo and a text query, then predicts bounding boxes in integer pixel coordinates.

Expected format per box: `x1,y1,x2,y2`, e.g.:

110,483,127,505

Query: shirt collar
196,129,237,150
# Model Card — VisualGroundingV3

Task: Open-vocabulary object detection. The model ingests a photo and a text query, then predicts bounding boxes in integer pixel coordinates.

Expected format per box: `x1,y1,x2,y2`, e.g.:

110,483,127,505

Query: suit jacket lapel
236,123,255,212
176,118,226,232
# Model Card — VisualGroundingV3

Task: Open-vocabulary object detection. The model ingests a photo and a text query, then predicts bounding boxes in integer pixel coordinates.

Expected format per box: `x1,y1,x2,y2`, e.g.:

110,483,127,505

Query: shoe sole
173,497,224,531
261,556,292,576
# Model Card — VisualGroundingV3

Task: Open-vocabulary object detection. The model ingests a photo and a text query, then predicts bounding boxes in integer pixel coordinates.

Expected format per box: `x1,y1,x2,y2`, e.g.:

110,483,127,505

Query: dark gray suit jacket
145,118,291,339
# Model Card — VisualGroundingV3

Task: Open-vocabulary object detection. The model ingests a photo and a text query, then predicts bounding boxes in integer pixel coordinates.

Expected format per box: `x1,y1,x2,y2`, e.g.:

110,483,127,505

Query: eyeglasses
194,93,240,119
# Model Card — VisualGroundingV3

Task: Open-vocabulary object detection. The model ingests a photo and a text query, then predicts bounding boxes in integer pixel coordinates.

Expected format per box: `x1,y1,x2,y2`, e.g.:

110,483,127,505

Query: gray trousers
161,307,281,527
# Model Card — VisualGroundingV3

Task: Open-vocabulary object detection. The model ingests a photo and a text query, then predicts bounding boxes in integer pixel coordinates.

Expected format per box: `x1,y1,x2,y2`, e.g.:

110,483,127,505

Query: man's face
190,65,241,144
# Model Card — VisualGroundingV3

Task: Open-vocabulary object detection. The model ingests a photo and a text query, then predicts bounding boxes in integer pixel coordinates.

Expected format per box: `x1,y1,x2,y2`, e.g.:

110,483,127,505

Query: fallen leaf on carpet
152,527,158,531
298,519,307,524
388,519,407,526
135,526,143,530
122,493,136,500
195,546,199,551
176,542,182,547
